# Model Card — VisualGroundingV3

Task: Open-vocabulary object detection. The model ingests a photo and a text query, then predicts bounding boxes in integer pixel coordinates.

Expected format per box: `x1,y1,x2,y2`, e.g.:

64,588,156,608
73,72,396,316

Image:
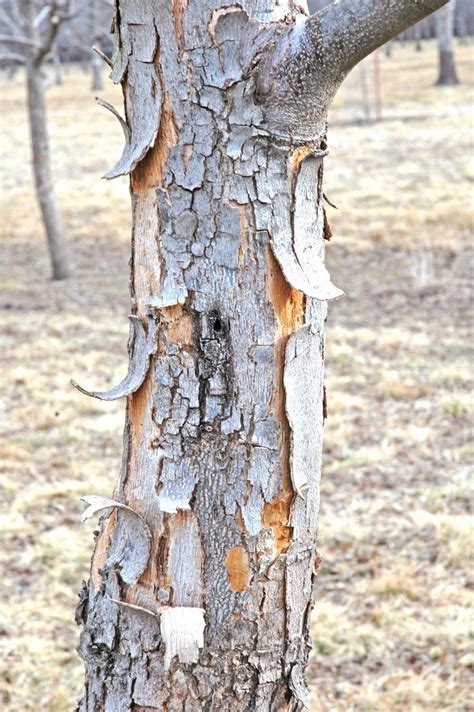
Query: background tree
74,1,450,710
436,0,460,85
89,0,102,91
0,0,74,279
0,0,114,278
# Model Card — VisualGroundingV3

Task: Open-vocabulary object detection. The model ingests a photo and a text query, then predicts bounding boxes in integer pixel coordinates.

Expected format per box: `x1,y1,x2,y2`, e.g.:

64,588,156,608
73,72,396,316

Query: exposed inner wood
162,305,194,348
131,100,178,193
265,246,306,556
172,0,189,55
90,509,116,591
224,545,250,592
290,145,313,175
267,247,306,336
262,492,293,557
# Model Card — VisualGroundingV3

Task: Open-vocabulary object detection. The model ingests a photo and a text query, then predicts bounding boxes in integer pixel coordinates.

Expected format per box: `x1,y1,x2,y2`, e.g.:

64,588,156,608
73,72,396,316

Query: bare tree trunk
436,0,459,85
359,62,371,121
22,0,72,280
52,41,62,85
26,63,71,279
90,0,103,92
414,21,423,50
75,1,450,709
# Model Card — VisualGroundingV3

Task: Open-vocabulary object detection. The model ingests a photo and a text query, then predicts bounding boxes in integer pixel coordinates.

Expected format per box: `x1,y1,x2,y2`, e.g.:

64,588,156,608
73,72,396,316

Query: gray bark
436,0,459,85
75,1,450,710
22,0,72,280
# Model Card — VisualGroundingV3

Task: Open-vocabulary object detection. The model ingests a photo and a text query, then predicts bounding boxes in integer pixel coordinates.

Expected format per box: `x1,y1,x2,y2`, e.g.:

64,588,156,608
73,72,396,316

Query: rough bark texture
436,0,459,85
76,1,449,710
22,0,72,280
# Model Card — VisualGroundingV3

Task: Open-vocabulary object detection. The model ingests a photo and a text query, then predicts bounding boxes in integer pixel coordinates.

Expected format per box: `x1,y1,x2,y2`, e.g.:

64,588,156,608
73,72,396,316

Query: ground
0,41,472,712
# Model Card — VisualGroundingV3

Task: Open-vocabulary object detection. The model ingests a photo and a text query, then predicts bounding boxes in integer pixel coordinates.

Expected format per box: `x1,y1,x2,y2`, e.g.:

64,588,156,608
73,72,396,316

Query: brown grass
0,40,473,711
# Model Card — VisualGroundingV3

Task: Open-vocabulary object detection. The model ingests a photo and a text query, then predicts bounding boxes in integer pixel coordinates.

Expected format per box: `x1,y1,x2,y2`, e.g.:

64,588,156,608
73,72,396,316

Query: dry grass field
0,41,473,711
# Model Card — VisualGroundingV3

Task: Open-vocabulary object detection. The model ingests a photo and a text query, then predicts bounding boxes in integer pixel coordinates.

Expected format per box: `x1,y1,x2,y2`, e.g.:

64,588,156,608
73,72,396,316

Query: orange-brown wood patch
265,247,302,557
172,0,189,55
266,246,305,336
224,545,250,592
290,145,312,175
131,101,178,194
262,492,293,557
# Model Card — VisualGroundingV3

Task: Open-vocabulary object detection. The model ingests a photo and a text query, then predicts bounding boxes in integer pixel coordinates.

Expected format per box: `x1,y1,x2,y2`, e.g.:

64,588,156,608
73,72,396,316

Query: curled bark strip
71,315,158,401
289,664,311,708
267,153,343,301
269,240,343,302
160,607,206,671
80,495,152,585
95,97,130,141
284,326,322,498
105,52,162,179
80,495,150,533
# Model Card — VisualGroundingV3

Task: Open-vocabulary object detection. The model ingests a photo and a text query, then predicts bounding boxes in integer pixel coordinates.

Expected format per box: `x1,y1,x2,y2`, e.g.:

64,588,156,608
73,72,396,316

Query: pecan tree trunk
75,1,449,710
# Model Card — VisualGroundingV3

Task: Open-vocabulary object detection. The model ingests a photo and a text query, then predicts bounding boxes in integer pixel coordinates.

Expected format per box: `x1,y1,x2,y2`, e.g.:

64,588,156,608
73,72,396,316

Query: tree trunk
52,41,63,85
359,63,371,122
414,21,423,50
26,62,72,279
75,1,450,709
90,0,103,92
436,0,459,85
23,0,72,280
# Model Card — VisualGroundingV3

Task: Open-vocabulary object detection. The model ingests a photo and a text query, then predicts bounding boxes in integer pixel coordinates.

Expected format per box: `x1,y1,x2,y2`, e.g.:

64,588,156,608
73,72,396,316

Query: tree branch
255,0,451,142
33,15,61,66
0,51,27,63
33,2,74,67
0,7,24,35
303,0,450,81
0,33,42,48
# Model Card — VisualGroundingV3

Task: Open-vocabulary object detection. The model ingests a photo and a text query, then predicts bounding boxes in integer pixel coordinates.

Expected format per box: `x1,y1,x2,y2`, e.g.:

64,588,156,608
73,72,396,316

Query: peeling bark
76,1,449,709
72,316,158,400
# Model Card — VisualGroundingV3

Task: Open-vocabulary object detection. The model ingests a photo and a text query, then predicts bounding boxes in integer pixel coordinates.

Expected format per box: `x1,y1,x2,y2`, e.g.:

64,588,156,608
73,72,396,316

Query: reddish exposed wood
224,546,250,592
131,101,178,194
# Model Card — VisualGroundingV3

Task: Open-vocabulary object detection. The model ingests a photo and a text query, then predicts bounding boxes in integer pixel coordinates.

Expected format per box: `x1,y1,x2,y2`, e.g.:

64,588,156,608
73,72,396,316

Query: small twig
96,96,130,140
93,44,113,68
0,33,42,48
